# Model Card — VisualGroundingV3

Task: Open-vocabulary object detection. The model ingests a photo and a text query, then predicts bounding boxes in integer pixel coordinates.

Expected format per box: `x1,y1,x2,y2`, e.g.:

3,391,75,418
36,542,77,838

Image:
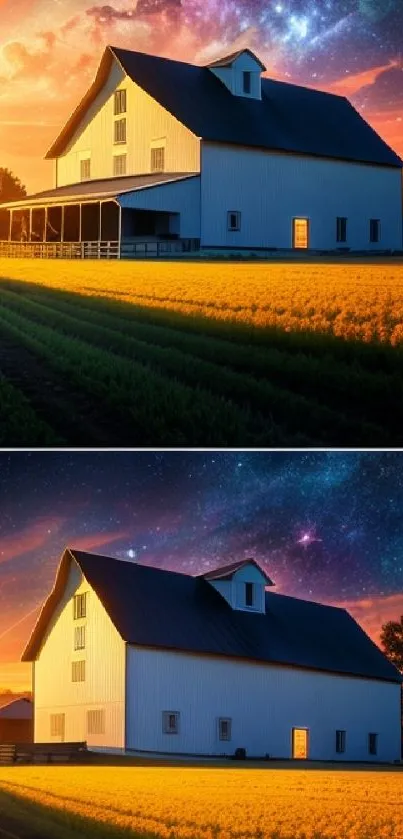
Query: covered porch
0,173,201,259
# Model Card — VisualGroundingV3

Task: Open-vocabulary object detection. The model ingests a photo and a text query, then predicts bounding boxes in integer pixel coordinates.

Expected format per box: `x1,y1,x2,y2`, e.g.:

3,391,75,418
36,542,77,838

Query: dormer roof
206,49,266,71
202,558,274,585
21,549,402,685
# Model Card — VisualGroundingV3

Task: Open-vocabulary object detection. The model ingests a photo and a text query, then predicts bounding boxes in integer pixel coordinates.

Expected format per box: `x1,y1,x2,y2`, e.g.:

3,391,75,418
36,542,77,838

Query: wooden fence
0,239,201,260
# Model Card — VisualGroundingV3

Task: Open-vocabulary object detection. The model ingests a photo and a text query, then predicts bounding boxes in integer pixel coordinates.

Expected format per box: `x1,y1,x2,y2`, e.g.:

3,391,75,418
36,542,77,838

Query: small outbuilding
0,698,33,743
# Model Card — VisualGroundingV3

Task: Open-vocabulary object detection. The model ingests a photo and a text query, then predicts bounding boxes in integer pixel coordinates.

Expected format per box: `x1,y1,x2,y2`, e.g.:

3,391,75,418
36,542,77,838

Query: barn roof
22,550,402,685
202,558,274,584
46,46,402,168
0,698,32,720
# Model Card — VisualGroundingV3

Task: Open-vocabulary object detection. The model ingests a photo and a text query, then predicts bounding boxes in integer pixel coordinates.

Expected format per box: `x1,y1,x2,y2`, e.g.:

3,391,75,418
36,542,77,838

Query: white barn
0,46,402,257
22,549,402,762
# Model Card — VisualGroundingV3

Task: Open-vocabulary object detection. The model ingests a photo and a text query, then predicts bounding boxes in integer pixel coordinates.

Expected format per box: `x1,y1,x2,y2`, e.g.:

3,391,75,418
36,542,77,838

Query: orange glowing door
293,218,309,249
292,727,309,759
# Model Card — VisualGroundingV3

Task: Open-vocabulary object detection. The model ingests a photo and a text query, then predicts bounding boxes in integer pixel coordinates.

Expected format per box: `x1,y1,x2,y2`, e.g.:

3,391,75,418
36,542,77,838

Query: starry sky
0,0,402,192
1,450,403,691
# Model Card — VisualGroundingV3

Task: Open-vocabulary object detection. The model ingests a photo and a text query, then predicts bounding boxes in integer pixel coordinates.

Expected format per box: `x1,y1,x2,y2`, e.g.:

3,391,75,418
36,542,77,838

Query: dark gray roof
202,558,274,584
207,49,266,71
109,47,401,168
22,550,402,685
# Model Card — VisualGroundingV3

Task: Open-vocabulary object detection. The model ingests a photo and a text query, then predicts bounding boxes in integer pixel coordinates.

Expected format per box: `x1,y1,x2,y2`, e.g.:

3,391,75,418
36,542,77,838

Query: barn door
293,218,309,249
292,727,309,759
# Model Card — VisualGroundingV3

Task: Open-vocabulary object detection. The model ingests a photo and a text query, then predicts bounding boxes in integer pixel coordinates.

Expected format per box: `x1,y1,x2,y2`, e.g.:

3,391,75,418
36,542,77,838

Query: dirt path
0,334,128,446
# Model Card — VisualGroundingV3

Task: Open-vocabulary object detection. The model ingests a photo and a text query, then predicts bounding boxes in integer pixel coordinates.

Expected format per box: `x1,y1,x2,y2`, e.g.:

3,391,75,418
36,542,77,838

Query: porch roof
0,173,199,210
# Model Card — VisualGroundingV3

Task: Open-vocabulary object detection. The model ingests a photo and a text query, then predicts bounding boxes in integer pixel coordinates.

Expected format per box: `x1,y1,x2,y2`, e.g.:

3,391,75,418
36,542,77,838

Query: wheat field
1,258,403,344
0,765,402,839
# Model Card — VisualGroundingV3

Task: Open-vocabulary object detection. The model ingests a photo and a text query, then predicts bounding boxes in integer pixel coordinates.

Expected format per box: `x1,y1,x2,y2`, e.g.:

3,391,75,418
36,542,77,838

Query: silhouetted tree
381,615,403,758
0,168,27,203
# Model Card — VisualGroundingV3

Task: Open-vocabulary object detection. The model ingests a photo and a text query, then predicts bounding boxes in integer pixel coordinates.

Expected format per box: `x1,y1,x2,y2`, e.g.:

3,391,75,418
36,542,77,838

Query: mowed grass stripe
0,375,61,446
0,305,282,447
13,284,403,432
0,290,386,446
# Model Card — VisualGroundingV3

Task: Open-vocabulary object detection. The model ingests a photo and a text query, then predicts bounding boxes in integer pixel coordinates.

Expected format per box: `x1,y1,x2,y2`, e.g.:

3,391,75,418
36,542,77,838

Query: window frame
335,729,346,753
72,660,86,683
87,709,105,735
218,717,232,741
370,218,381,244
50,713,65,738
336,217,347,243
73,593,87,620
80,159,91,182
74,625,86,651
150,146,165,173
113,154,127,177
162,710,180,734
243,71,252,94
228,211,241,232
245,582,254,607
114,89,127,116
368,732,378,755
114,118,127,145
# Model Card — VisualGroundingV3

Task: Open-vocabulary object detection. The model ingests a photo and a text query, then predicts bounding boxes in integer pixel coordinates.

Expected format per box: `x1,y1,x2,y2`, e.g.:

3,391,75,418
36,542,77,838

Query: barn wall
200,142,403,251
126,646,401,762
56,59,200,187
118,176,201,239
34,561,126,749
0,719,33,743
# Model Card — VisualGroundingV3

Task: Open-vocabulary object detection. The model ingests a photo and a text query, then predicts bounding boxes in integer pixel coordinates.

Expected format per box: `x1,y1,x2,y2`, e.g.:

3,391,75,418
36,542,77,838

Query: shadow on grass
1,276,403,446
0,787,156,839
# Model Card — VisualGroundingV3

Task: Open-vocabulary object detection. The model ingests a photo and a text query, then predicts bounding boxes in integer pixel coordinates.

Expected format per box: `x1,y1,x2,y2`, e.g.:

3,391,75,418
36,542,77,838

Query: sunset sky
0,0,402,193
1,450,402,692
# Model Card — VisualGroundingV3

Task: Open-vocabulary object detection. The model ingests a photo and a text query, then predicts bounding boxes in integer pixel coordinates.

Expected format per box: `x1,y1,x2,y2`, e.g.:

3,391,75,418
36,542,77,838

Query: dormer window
245,582,254,607
207,49,266,101
202,559,274,614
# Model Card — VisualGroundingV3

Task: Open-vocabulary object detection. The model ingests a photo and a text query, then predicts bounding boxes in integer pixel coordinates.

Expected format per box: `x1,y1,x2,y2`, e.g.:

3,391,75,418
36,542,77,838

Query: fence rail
0,238,201,259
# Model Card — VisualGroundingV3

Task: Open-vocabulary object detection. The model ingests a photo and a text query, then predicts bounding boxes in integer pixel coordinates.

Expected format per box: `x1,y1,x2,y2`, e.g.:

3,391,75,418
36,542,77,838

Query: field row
0,280,400,445
1,765,403,839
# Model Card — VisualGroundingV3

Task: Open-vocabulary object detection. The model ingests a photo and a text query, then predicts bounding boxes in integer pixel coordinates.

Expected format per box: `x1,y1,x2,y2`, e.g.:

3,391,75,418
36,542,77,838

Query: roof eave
45,46,116,160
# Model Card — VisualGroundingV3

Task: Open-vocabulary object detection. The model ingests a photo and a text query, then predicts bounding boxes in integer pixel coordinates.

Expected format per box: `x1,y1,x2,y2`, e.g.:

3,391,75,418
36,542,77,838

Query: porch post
99,201,102,243
29,207,32,242
61,205,65,243
44,207,48,242
79,203,82,242
118,204,122,259
9,209,12,242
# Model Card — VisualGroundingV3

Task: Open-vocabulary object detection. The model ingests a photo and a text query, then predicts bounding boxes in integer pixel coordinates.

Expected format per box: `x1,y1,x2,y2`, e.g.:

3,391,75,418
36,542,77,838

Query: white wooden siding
34,560,126,749
118,176,201,239
200,142,403,251
56,59,200,187
126,646,401,761
209,564,267,612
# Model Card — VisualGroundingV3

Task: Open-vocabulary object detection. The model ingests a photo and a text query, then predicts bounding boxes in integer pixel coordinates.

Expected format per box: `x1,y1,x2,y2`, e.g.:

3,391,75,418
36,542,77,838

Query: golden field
0,765,403,839
1,258,403,344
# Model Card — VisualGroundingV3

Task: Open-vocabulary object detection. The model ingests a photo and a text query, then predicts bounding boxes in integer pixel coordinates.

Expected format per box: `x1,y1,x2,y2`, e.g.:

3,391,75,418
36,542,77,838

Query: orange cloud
0,518,65,566
329,592,403,647
326,60,400,98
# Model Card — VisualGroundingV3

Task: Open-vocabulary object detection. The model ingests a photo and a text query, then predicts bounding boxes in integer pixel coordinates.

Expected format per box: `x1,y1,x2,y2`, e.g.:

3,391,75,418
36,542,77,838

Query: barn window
73,593,87,620
228,211,241,231
114,118,127,144
74,625,86,651
218,718,232,741
336,217,347,243
370,219,380,243
368,732,378,755
80,159,91,182
335,730,346,753
114,89,127,116
151,147,165,173
72,660,86,682
113,154,127,176
162,711,179,734
87,710,105,735
50,713,65,737
243,71,251,94
245,582,254,607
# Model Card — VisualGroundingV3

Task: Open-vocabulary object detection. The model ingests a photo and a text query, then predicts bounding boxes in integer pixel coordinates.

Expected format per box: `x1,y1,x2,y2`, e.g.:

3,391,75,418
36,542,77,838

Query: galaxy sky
0,0,402,191
1,450,403,691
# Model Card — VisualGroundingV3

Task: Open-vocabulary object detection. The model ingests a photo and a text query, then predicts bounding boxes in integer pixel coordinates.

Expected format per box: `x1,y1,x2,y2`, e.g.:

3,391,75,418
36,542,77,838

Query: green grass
1,278,403,445
0,374,61,446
